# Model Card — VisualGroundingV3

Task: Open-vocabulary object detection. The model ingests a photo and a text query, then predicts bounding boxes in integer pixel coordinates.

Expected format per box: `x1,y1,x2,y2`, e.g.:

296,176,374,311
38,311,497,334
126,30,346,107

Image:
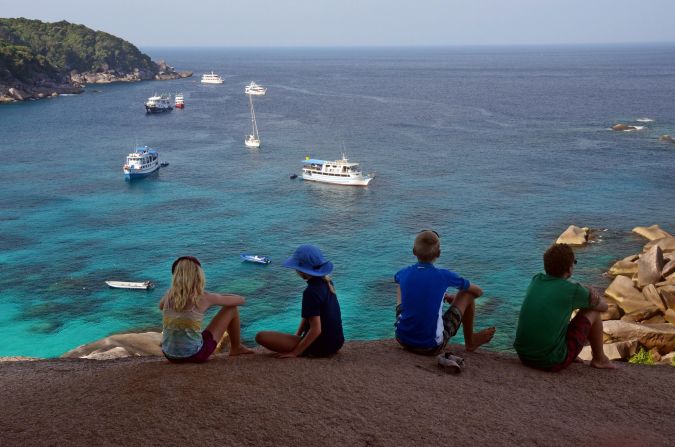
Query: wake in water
636,117,654,123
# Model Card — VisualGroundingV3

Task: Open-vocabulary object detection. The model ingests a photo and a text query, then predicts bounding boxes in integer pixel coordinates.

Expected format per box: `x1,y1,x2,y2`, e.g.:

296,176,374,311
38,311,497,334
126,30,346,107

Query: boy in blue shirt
395,230,496,355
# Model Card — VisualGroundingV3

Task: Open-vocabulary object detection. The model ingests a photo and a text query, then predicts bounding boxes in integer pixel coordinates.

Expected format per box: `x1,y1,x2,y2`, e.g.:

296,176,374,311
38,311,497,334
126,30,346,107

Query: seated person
514,243,616,371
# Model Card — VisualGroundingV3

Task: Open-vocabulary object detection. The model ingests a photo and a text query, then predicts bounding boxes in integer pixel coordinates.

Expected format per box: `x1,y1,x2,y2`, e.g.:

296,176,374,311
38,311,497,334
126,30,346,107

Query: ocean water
1,46,674,358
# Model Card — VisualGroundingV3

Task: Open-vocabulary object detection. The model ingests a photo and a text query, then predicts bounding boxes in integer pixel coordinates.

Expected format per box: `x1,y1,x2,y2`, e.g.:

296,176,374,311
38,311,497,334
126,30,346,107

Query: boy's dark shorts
395,304,463,356
521,313,592,372
163,330,218,364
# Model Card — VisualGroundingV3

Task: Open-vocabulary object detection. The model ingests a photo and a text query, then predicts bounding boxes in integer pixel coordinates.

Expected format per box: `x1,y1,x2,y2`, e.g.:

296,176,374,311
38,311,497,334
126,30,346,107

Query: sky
2,0,675,47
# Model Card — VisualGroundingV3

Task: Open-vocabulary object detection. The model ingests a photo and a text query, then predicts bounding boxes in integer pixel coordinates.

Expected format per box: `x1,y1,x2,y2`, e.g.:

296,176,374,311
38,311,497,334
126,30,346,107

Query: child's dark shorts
164,330,218,364
394,305,463,356
522,314,592,372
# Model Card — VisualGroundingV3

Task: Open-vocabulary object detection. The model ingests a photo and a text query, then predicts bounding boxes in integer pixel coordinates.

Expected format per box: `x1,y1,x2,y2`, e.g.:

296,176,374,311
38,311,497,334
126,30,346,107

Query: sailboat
245,94,261,148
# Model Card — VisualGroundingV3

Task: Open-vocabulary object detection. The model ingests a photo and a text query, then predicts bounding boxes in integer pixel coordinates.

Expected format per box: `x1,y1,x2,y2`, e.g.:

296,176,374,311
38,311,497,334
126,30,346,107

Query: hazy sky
2,0,675,47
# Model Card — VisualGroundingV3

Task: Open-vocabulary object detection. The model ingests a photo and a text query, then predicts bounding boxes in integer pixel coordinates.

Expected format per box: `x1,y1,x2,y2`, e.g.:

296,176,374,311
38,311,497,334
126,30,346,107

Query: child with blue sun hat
255,244,344,358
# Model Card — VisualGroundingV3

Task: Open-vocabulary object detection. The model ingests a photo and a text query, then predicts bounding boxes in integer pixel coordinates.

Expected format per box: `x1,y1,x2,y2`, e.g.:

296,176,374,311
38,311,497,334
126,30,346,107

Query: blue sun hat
282,244,334,276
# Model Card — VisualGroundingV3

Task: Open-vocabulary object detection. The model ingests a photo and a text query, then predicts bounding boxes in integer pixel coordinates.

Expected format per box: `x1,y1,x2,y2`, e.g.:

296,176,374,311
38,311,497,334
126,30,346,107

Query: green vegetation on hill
0,18,157,86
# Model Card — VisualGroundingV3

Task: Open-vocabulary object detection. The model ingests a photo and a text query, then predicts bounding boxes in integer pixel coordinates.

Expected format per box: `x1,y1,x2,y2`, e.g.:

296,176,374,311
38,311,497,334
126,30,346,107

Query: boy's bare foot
229,345,255,356
591,356,618,369
466,327,496,352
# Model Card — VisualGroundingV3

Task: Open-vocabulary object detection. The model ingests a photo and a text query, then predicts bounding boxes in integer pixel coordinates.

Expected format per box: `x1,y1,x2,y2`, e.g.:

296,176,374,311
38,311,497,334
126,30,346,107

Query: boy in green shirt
514,243,616,371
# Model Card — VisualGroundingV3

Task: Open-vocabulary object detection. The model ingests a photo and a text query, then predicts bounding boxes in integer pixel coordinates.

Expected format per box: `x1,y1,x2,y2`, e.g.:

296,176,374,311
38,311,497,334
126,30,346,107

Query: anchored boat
240,253,271,264
145,93,172,113
245,94,261,148
201,72,224,84
301,154,373,186
245,81,267,96
105,280,155,290
123,146,160,180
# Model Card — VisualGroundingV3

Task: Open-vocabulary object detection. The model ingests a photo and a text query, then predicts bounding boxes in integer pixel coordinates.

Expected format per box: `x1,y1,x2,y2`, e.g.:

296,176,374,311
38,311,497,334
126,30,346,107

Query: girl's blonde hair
298,271,336,295
167,259,205,311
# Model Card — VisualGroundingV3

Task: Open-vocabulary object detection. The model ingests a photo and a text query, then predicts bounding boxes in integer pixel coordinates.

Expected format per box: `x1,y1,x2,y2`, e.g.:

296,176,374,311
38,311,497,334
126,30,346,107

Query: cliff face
0,18,191,103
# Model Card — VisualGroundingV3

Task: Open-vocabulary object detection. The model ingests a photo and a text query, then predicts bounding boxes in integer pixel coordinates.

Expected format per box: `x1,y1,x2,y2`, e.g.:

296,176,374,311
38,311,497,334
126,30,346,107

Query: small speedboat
289,173,298,179
105,280,154,290
240,253,271,264
160,162,169,167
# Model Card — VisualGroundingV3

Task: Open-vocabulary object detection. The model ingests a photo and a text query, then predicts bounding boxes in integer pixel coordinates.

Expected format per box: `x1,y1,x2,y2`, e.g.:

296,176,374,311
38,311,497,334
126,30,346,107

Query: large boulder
611,123,639,132
620,306,661,323
578,340,638,361
659,285,675,310
601,302,623,321
605,275,652,313
61,332,162,359
608,260,638,277
556,225,589,246
644,236,675,254
662,309,675,324
603,320,675,354
663,259,675,278
637,245,664,288
632,225,672,241
642,284,666,311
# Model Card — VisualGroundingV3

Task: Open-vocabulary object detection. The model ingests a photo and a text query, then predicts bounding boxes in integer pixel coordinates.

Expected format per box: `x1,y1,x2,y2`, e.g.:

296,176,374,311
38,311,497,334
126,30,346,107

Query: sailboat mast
249,94,259,139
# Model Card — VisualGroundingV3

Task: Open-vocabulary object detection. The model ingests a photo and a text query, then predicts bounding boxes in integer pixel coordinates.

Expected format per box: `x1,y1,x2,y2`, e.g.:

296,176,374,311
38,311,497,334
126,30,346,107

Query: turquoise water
1,46,674,357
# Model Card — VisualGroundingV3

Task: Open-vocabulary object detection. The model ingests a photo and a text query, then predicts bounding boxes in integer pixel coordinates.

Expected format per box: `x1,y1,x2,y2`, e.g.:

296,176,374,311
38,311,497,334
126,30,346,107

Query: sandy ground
1,340,673,446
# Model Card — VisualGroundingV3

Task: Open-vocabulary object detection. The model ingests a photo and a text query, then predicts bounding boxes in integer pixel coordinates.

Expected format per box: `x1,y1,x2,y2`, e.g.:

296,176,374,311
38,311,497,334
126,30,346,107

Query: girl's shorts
164,330,218,363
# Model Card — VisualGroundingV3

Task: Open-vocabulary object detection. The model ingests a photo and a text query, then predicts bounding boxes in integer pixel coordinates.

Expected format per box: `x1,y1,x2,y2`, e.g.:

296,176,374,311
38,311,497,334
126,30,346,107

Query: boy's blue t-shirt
301,276,344,355
395,262,470,348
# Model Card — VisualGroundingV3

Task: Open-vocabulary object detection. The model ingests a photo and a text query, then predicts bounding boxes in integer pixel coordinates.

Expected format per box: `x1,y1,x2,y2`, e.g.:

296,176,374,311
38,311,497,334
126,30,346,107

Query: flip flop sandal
437,353,462,373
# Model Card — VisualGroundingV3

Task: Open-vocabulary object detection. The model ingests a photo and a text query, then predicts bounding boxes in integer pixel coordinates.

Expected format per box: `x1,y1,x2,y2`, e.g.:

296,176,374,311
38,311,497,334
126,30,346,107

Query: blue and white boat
123,146,160,180
240,253,271,264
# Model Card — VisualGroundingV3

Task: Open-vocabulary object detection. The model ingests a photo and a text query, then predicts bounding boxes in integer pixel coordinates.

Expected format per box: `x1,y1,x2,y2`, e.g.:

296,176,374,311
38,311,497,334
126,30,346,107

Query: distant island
0,18,192,103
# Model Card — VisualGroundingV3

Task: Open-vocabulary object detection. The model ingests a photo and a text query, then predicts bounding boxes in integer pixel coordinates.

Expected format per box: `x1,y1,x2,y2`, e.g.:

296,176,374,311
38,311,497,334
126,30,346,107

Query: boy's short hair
543,243,575,277
414,230,441,262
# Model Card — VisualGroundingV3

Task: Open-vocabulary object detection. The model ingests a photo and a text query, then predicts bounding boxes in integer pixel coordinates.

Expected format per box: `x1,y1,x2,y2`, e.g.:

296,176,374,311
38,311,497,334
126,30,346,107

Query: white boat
105,280,155,290
245,94,261,148
123,146,161,180
301,154,373,186
240,253,271,264
145,93,172,113
245,81,267,96
201,72,224,84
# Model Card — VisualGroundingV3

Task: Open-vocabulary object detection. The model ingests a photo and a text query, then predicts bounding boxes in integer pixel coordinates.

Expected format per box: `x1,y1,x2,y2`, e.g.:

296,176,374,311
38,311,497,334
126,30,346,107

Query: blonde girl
160,256,253,363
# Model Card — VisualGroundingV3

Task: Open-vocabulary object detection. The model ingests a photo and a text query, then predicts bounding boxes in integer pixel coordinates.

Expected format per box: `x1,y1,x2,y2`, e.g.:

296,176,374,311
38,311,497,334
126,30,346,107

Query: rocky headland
0,18,191,103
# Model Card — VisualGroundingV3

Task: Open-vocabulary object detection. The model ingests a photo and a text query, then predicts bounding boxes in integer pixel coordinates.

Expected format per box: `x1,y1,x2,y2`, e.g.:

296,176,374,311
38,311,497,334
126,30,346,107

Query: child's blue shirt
395,262,470,348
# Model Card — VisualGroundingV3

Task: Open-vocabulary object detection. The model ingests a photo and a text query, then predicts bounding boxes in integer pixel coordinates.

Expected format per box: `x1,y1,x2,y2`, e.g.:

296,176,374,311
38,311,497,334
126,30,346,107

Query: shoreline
1,340,673,446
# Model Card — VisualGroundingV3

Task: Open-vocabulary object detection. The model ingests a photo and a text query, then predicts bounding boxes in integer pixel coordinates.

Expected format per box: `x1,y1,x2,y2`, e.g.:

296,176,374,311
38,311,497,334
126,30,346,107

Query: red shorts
548,314,592,372
164,330,218,364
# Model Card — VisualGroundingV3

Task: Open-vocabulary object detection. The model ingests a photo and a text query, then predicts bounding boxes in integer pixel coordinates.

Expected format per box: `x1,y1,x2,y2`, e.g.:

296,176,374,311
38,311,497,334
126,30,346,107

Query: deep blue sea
1,46,674,358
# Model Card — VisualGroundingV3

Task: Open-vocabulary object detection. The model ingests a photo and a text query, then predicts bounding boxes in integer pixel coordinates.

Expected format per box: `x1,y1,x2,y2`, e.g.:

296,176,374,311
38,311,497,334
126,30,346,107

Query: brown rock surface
632,225,672,241
662,259,675,278
603,320,675,354
605,275,651,313
0,340,673,446
665,309,675,324
658,285,675,310
620,306,661,323
637,245,664,288
642,284,666,311
608,260,638,277
644,236,675,253
601,302,623,321
555,225,589,246
61,332,162,359
578,340,638,361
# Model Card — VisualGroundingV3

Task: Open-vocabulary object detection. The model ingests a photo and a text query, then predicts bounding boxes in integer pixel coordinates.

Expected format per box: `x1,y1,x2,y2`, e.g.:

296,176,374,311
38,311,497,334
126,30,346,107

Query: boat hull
105,281,154,290
245,137,261,148
124,164,160,180
175,104,184,109
145,106,173,113
302,172,372,186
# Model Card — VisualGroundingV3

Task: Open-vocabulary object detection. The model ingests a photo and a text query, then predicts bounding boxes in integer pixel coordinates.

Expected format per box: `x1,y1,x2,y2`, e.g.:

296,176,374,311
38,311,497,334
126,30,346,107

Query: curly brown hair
543,243,575,277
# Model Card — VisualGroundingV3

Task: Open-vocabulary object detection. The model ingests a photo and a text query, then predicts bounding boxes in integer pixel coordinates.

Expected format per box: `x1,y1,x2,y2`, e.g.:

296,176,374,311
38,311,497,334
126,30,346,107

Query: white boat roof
302,158,359,166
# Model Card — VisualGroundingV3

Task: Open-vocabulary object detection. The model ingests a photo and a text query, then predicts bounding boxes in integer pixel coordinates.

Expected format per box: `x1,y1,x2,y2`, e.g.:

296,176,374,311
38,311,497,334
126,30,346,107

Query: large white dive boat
245,94,261,148
123,146,161,180
145,94,173,113
201,72,224,84
301,155,373,186
245,81,267,96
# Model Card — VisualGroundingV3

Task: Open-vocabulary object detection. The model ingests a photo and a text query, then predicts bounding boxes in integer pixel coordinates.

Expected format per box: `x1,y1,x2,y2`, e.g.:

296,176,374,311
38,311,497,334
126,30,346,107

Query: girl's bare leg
206,307,254,356
255,331,302,354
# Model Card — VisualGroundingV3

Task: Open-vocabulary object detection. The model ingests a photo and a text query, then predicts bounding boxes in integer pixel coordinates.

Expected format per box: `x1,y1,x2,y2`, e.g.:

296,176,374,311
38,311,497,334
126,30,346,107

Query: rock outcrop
598,225,675,362
555,225,589,246
61,332,162,360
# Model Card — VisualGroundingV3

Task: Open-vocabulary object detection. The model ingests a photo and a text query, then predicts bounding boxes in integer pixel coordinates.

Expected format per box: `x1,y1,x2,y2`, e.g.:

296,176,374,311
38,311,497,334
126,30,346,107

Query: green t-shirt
513,273,591,368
